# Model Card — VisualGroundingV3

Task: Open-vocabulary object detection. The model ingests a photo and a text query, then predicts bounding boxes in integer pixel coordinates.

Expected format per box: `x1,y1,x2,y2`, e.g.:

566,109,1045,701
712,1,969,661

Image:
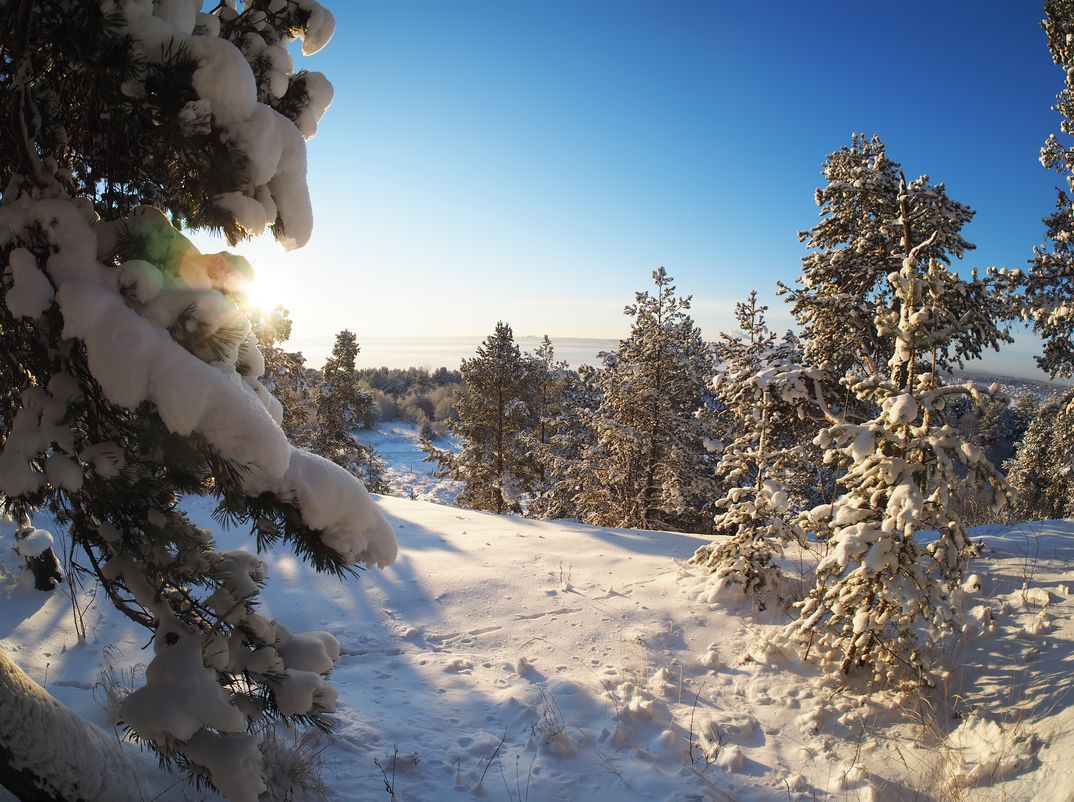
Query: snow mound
946,714,1036,788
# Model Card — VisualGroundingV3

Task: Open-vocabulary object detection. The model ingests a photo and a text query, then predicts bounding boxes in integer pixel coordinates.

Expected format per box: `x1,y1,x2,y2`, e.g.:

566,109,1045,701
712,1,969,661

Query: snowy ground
3,495,1074,800
356,422,462,505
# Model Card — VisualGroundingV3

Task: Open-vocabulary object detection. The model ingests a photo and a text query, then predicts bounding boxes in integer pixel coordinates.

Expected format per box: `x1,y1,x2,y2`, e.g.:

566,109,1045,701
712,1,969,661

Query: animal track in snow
513,606,582,621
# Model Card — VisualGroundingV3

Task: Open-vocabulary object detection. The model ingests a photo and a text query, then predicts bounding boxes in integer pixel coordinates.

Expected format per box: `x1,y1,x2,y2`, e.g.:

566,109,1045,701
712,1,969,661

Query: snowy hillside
355,422,462,505
3,497,1074,801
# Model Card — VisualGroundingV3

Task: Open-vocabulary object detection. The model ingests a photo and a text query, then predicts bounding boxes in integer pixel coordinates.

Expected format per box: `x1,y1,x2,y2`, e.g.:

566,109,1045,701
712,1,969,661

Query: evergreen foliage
1007,389,1074,520
0,3,397,799
784,153,1017,686
429,322,539,514
972,390,1039,468
1027,1,1074,377
526,346,602,521
0,0,333,247
249,305,316,448
575,268,719,533
781,134,1006,383
690,292,817,606
311,330,387,493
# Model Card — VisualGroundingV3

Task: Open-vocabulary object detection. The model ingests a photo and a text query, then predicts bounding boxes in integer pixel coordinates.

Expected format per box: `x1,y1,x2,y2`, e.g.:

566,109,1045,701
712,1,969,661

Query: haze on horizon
196,1,1063,381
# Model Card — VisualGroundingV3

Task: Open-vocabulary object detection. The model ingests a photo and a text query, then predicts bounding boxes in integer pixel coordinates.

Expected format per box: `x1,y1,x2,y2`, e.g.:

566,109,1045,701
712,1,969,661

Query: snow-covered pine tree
311,329,387,493
785,162,1017,686
972,389,1039,468
522,336,564,504
527,353,602,521
780,134,978,383
690,292,816,606
249,305,316,448
0,3,397,800
1005,2,1074,524
1025,2,1074,377
429,321,539,514
576,268,720,533
1006,389,1074,520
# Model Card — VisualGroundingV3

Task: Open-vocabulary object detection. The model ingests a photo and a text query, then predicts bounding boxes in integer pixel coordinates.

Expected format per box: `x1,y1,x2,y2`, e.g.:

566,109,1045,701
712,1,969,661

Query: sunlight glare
243,267,287,313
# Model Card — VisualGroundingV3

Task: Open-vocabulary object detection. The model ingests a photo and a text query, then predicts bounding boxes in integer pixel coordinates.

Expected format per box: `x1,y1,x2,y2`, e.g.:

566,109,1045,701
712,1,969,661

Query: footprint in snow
445,658,474,674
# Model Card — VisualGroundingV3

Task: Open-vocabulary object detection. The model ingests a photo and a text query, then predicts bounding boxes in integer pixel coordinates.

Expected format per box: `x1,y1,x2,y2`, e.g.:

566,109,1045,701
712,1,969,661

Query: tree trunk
27,547,62,592
0,648,146,802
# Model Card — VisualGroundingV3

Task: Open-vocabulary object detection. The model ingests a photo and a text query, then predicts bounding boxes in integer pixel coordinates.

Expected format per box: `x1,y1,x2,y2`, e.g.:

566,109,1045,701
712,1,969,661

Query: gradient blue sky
209,1,1065,379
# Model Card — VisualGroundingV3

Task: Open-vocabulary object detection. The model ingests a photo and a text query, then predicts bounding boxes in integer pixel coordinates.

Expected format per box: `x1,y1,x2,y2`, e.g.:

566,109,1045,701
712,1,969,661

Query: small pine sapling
691,293,816,607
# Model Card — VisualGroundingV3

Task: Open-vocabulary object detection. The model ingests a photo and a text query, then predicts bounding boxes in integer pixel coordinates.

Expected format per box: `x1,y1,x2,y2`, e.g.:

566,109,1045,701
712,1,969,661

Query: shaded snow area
3,506,1074,800
356,422,463,505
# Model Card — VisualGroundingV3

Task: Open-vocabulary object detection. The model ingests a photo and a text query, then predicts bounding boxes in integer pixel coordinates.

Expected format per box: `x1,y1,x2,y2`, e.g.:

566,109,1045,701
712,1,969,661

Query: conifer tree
1026,2,1074,376
576,268,719,533
690,292,816,606
781,134,982,382
520,336,562,505
1007,390,1074,520
249,305,316,448
430,322,538,514
311,330,387,493
527,356,602,521
972,390,1039,468
784,154,1017,686
0,3,397,799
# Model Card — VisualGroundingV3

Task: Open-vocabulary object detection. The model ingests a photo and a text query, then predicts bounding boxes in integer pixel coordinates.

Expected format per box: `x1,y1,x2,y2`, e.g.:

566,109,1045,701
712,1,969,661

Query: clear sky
201,1,1066,379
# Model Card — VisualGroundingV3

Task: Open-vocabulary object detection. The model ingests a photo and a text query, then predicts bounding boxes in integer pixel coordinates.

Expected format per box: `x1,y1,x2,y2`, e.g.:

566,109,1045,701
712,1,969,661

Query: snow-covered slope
2,501,1074,801
355,422,462,505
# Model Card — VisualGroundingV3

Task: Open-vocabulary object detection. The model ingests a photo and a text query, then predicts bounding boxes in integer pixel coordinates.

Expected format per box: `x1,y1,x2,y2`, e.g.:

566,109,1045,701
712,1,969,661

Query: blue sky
214,1,1065,379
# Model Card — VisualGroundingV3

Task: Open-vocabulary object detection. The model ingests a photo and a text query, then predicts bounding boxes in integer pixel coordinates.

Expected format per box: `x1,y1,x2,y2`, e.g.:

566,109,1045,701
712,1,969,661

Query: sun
242,267,288,313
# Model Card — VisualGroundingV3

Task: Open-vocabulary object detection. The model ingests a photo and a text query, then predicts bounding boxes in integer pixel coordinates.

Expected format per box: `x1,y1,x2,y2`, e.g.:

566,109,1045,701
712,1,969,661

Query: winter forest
5,2,1074,801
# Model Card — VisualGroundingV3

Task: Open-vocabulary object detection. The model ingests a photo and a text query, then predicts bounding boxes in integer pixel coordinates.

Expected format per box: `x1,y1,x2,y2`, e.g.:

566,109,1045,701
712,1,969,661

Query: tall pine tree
430,322,538,514
1026,1,1074,377
311,330,387,493
576,268,719,533
249,305,317,448
785,150,1017,686
780,134,980,383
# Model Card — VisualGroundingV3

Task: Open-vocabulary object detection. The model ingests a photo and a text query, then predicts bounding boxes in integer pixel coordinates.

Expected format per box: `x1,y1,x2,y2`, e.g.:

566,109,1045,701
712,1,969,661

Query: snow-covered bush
0,2,396,799
789,375,1010,684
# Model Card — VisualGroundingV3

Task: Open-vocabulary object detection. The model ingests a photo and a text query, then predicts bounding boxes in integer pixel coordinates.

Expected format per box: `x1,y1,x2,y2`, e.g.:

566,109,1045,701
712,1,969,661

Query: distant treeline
358,366,463,437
